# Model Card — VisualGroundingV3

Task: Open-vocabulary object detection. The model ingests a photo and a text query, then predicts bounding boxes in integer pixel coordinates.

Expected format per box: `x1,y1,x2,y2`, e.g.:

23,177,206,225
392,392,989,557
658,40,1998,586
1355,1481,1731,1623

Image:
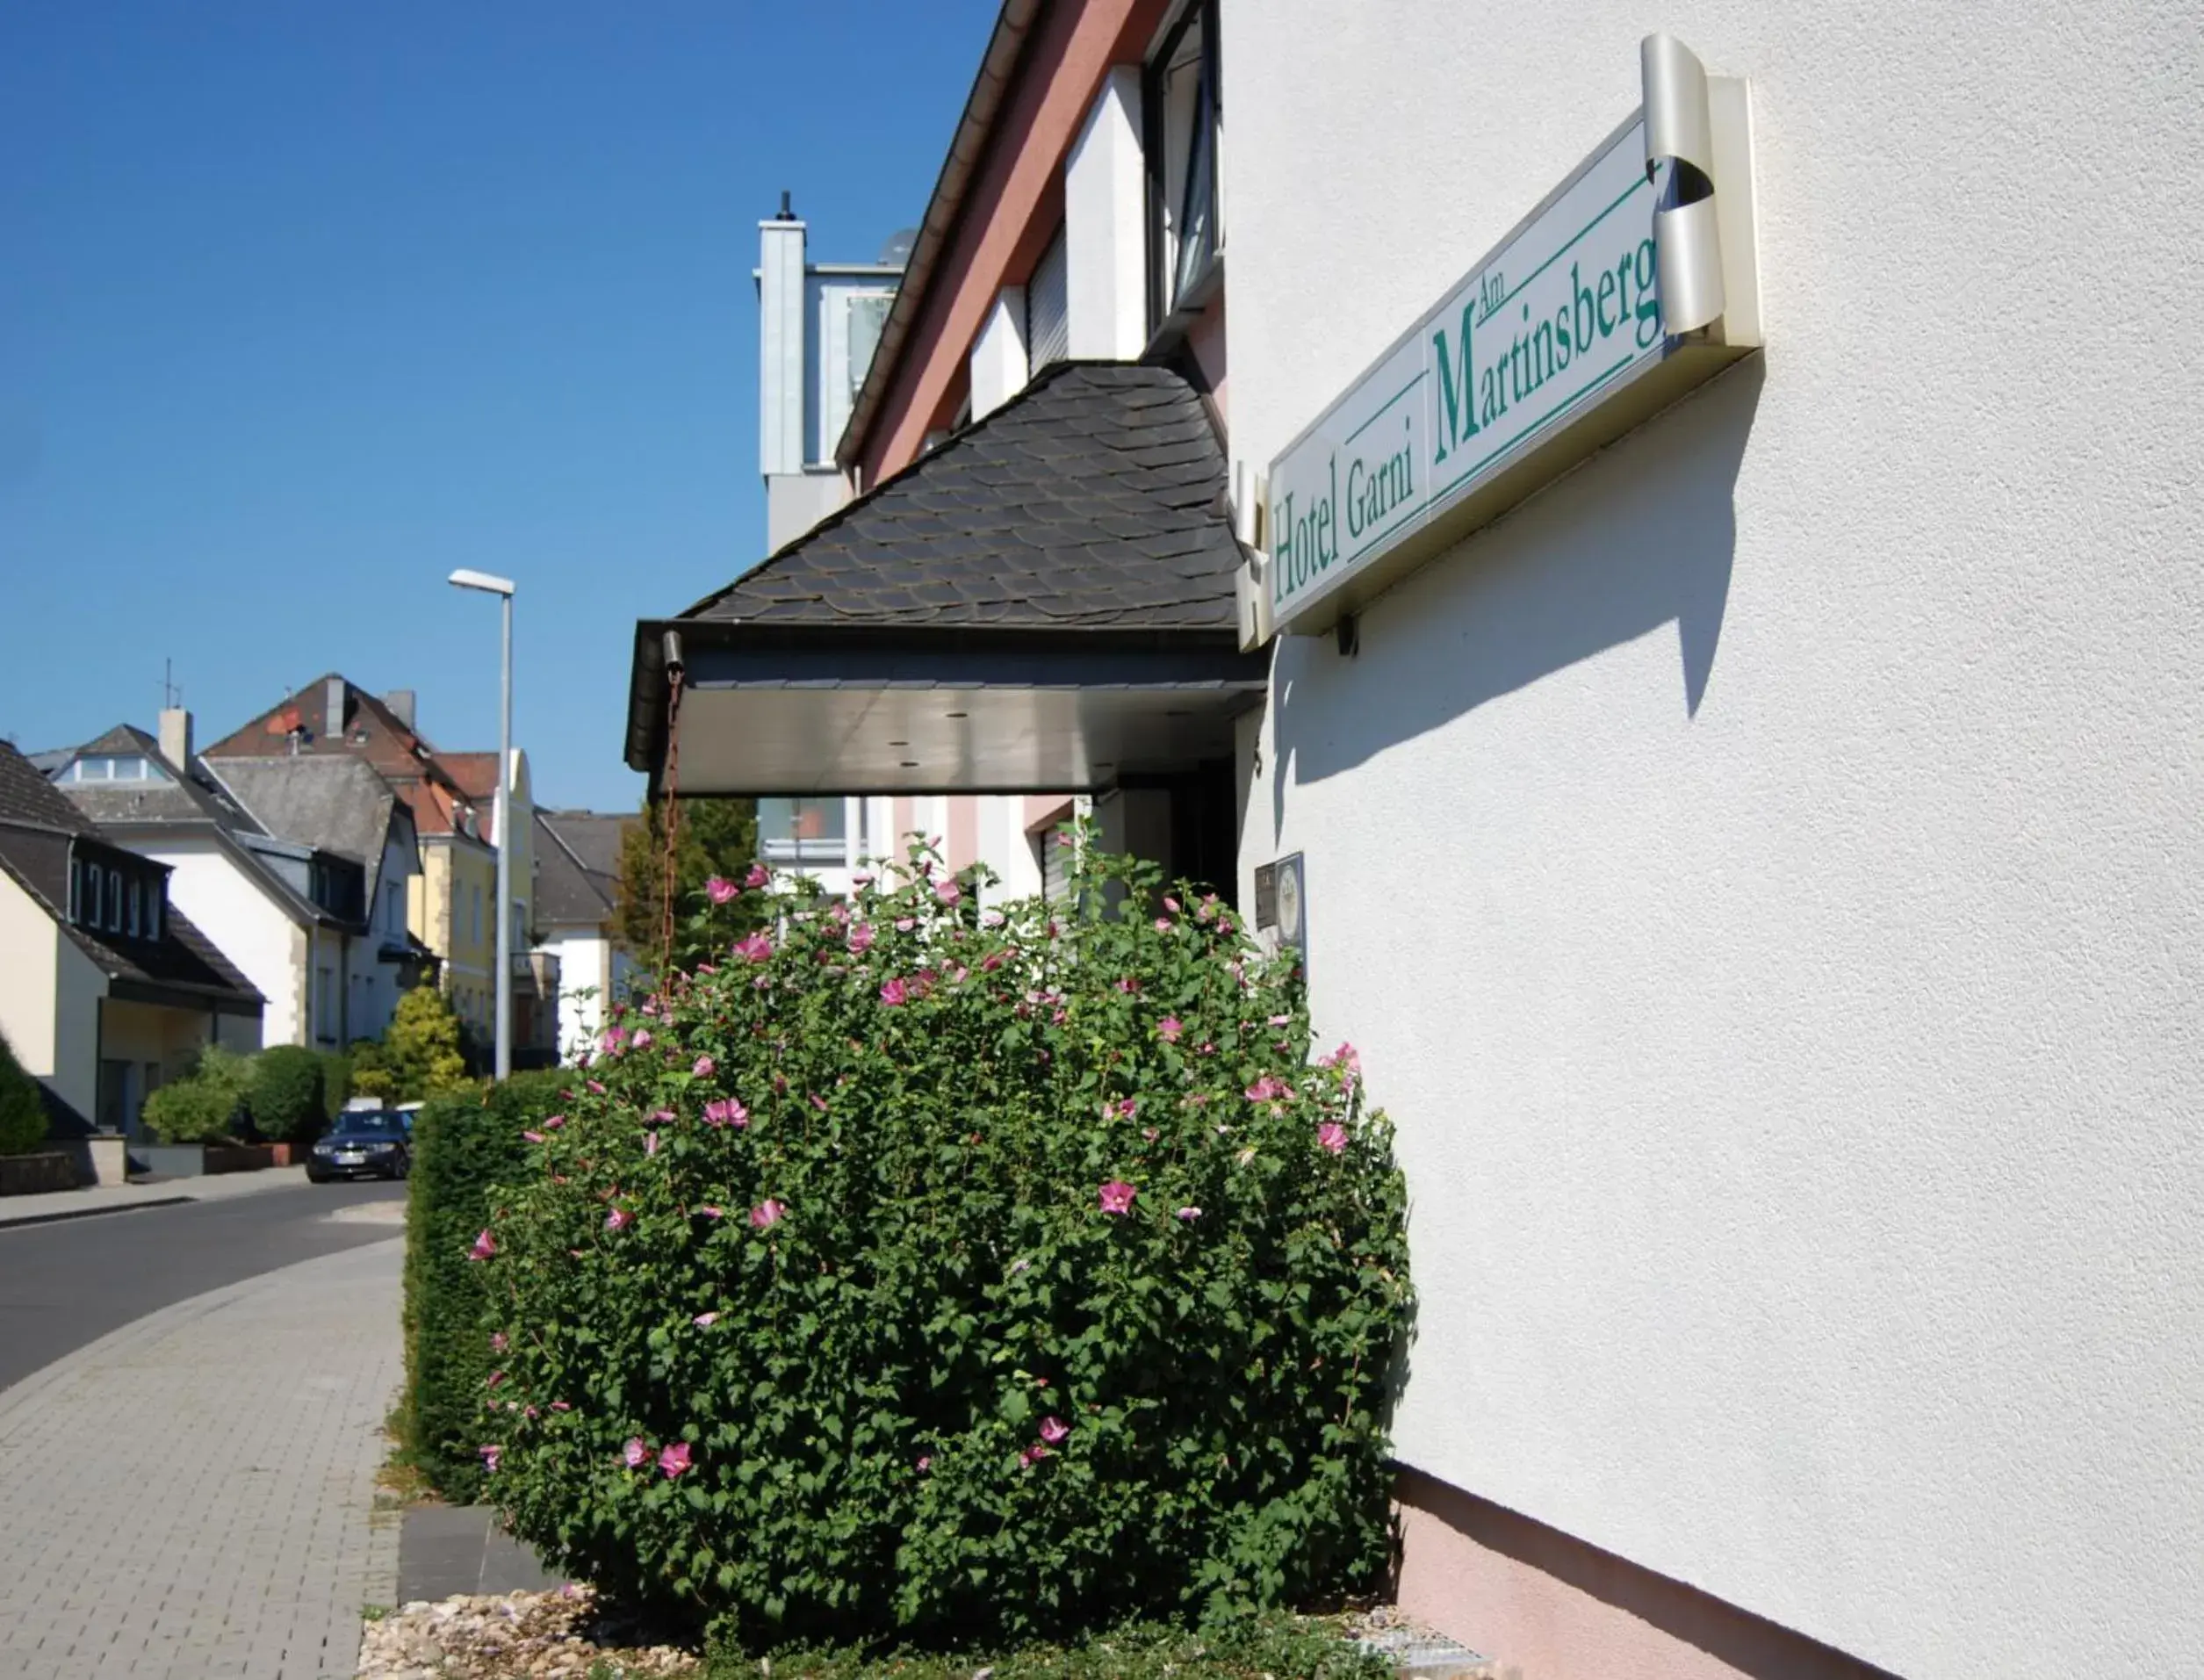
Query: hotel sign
1248,36,1761,644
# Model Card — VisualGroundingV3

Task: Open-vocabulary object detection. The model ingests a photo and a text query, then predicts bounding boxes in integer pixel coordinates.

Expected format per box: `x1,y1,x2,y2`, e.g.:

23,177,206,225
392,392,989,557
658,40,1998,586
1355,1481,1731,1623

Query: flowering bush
475,840,1411,1648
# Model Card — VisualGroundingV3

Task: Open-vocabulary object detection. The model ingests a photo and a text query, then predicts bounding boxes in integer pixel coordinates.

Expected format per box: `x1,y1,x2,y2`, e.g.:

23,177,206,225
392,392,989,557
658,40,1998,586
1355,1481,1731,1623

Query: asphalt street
0,1177,408,1393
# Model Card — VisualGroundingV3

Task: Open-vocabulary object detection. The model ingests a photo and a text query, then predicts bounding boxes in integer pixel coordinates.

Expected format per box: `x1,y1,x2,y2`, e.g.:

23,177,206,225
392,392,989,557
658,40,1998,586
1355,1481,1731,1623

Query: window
1026,226,1070,371
1145,0,1221,327
472,885,483,945
757,797,849,865
62,753,168,783
846,292,893,407
104,868,121,932
316,967,336,1042
146,883,162,941
126,878,140,938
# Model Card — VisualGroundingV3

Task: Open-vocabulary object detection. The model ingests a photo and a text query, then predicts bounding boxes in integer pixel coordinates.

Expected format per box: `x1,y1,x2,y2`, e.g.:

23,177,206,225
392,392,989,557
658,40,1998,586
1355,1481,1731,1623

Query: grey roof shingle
682,362,1243,632
534,811,628,927
202,755,409,906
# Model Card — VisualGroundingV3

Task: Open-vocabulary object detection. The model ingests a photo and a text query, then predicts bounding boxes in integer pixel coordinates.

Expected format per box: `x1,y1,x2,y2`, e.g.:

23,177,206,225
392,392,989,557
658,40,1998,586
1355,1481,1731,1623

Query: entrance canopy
625,362,1265,795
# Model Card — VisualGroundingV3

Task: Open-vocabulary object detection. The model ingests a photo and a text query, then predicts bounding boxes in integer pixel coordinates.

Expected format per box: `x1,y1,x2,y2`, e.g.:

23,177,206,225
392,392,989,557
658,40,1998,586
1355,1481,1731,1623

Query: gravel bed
356,1587,700,1678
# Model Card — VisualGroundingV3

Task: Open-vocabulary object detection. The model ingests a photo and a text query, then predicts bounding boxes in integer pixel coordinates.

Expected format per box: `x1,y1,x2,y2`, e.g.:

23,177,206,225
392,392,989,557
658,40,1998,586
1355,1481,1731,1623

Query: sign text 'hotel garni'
1241,34,1764,648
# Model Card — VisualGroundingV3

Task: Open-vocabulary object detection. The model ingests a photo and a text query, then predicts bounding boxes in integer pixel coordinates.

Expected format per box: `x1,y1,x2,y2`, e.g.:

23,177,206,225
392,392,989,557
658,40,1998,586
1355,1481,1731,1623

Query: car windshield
333,1117,406,1139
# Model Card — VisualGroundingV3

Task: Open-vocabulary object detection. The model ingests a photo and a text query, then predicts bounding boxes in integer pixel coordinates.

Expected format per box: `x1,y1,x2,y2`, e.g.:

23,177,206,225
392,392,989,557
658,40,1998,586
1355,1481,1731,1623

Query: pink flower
1318,1122,1350,1155
917,1454,933,1473
1244,1075,1291,1103
1111,1098,1138,1121
880,977,909,1006
750,1199,787,1229
745,862,771,889
705,876,738,905
644,1132,660,1157
1020,1443,1051,1466
1155,917,1172,931
630,1028,652,1052
605,1207,632,1232
693,1055,716,1078
1321,1042,1363,1078
702,1097,749,1128
1115,976,1140,994
895,917,916,932
1098,1179,1136,1215
486,1369,505,1388
693,1311,720,1327
489,1331,508,1353
468,1229,497,1262
1157,1016,1184,1043
697,1205,724,1219
587,1078,606,1095
935,877,962,906
650,1107,675,1124
1175,1206,1202,1222
810,1092,829,1112
479,1444,501,1473
601,1025,629,1055
551,1401,572,1412
848,922,875,955
1039,1416,1070,1445
1163,897,1181,913
853,871,874,887
981,908,1005,927
543,1114,565,1129
623,1437,649,1469
979,949,1005,972
734,931,773,963
522,1129,544,1144
1268,1013,1291,1027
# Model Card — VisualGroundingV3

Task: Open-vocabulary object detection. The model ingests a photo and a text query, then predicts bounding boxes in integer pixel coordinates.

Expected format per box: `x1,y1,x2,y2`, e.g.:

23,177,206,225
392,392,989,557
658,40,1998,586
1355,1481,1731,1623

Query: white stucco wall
1227,4,2204,1676
539,926,616,1061
146,835,310,1047
0,869,66,1099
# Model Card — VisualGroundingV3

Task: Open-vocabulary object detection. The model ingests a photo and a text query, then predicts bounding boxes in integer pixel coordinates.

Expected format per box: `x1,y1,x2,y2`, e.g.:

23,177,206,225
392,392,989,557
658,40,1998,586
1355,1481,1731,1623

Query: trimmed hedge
403,1068,566,1499
248,1045,326,1143
141,1045,252,1143
0,1029,47,1157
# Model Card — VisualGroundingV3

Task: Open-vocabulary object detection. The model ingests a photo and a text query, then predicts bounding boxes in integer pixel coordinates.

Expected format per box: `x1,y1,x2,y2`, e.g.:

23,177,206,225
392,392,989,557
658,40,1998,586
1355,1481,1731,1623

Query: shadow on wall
1270,355,1764,821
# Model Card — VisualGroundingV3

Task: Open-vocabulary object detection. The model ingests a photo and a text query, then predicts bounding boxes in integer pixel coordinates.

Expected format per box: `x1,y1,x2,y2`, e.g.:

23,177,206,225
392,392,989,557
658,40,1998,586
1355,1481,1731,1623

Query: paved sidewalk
0,1164,321,1229
0,1239,404,1678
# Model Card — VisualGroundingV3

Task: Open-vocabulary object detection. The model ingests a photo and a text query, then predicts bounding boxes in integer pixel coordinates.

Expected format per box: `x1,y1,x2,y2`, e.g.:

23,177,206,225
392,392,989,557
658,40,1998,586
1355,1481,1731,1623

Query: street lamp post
447,568,515,1080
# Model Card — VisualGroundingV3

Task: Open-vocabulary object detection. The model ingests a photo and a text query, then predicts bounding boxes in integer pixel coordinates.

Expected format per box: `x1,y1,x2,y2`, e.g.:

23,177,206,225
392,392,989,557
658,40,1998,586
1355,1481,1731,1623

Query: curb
0,1195,194,1233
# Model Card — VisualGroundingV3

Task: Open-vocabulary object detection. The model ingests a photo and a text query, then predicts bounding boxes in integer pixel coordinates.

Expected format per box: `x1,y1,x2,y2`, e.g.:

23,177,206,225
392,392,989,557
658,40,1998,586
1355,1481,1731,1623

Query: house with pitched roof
531,808,637,1060
202,676,546,1055
0,739,261,1149
53,712,389,1052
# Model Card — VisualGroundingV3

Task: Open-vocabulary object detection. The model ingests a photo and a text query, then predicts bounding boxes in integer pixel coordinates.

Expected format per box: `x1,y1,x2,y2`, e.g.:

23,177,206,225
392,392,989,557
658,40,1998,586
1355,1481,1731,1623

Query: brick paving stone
0,1240,402,1679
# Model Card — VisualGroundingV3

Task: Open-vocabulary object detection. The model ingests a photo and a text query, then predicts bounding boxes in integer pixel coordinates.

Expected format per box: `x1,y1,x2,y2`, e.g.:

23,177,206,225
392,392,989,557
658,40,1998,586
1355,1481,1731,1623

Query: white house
530,809,637,1061
54,713,407,1051
0,740,262,1154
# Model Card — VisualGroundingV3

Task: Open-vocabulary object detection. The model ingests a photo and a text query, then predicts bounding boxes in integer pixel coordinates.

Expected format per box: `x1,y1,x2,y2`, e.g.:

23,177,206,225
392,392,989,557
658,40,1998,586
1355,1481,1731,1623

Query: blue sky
0,1,994,809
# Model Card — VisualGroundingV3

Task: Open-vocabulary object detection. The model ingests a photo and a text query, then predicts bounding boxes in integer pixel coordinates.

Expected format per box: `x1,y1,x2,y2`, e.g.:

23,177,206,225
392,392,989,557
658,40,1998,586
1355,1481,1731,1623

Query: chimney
323,675,347,740
157,708,194,773
759,198,808,478
383,689,416,732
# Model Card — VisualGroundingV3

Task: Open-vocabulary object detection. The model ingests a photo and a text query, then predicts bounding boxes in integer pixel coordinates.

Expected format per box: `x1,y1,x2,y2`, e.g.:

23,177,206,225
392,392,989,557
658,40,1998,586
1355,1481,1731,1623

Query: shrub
248,1045,326,1142
403,1069,568,1500
386,987,471,1100
0,1029,47,1156
477,841,1411,1649
141,1044,252,1143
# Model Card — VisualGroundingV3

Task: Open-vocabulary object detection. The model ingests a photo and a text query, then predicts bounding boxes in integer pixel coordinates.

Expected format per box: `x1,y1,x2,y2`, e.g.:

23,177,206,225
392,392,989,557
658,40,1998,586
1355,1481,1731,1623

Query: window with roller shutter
1025,226,1070,371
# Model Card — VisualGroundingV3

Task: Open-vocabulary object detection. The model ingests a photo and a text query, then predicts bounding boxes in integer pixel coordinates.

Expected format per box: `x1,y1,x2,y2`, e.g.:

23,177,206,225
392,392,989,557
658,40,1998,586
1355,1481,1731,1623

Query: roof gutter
833,0,1041,475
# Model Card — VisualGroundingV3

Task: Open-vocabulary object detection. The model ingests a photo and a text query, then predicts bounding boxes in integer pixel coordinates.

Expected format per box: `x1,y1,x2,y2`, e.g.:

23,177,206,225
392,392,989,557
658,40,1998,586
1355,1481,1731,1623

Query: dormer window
68,848,169,942
61,753,170,784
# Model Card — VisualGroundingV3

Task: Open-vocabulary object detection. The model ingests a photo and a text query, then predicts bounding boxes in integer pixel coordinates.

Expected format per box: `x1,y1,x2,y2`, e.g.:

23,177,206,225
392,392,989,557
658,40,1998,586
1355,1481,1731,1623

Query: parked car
306,1113,412,1183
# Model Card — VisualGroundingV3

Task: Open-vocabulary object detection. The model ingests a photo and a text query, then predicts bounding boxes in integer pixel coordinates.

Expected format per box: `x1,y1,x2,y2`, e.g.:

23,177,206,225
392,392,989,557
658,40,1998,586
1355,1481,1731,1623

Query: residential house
197,752,430,1043
53,713,388,1051
202,677,532,1052
439,749,558,1062
625,3,2204,1676
531,809,637,1061
0,739,262,1150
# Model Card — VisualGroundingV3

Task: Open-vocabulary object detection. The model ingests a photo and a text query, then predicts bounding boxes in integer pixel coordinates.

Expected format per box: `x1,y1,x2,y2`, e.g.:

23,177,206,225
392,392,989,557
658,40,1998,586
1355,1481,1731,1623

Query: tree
384,987,471,1100
0,1028,47,1156
247,1045,325,1142
612,794,763,965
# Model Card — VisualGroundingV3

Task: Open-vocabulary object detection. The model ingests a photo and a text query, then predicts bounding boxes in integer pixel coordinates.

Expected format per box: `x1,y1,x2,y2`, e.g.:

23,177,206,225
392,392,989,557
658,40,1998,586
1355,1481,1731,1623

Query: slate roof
57,725,271,833
535,810,628,927
0,743,262,1010
201,755,411,907
681,362,1243,632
